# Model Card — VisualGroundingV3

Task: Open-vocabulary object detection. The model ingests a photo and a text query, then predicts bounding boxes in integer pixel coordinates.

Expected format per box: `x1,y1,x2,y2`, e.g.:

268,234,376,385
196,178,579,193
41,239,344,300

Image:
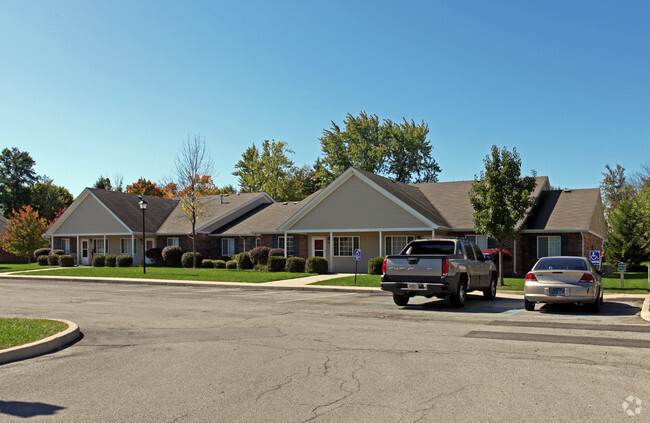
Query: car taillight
382,258,387,275
579,273,595,282
525,273,537,281
442,258,449,276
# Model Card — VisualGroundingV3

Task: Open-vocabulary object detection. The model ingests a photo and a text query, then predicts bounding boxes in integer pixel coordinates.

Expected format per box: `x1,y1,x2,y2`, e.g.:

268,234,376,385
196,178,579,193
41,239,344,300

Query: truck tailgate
384,256,443,280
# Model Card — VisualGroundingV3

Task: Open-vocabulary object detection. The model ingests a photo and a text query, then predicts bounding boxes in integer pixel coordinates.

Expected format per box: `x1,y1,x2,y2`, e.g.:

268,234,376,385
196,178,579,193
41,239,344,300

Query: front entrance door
80,239,90,266
312,237,326,257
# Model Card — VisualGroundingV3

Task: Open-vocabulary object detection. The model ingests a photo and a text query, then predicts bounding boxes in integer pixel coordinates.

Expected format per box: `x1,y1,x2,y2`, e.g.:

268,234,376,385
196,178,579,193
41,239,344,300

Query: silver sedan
524,256,604,312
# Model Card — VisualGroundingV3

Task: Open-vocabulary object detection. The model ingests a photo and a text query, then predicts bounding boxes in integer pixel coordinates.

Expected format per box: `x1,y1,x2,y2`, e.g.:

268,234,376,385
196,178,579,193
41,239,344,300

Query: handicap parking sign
354,249,362,261
589,250,601,265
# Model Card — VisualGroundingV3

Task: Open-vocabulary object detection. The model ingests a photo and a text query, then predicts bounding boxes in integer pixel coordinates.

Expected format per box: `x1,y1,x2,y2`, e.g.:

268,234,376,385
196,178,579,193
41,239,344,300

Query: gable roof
523,188,605,235
211,199,311,236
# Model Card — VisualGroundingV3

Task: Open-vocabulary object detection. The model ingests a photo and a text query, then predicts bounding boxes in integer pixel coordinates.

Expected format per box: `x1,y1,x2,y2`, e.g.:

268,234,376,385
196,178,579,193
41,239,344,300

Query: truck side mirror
483,254,492,261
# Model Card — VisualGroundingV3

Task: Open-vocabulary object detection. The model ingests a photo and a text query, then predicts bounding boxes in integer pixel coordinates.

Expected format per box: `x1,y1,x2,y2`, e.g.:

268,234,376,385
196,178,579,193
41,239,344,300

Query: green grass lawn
314,273,650,294
0,318,68,350
0,263,53,273
16,266,315,283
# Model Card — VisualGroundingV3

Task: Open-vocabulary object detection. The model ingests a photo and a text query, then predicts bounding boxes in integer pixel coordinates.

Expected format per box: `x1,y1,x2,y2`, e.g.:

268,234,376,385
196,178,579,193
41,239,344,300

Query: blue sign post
354,249,361,285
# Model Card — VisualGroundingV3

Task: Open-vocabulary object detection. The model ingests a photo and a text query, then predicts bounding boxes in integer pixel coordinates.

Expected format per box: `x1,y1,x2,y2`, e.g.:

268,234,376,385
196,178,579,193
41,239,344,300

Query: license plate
549,288,565,296
407,283,426,290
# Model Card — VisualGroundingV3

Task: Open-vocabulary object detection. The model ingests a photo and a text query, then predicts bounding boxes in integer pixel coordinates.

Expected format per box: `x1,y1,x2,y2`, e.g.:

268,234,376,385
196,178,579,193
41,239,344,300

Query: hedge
182,252,203,268
306,257,328,274
92,255,106,267
105,254,117,267
226,260,237,269
116,255,133,267
52,249,65,255
201,259,215,268
37,255,49,266
286,257,306,273
249,247,270,265
368,257,384,275
145,247,163,264
59,255,75,267
215,260,226,269
47,255,59,266
237,252,253,270
34,248,51,257
269,248,284,257
162,246,184,267
268,256,286,272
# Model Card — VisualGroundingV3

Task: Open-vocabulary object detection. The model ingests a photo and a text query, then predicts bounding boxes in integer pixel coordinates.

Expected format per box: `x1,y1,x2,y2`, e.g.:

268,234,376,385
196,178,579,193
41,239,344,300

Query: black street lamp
138,196,148,274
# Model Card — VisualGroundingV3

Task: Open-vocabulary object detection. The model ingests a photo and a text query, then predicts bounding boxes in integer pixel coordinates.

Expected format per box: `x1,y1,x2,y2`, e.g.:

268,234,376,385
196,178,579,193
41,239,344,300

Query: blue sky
2,0,648,197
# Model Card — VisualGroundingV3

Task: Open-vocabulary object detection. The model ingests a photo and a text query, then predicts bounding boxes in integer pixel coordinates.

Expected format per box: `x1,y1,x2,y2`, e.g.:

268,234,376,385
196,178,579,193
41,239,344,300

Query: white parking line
276,293,357,303
229,291,284,297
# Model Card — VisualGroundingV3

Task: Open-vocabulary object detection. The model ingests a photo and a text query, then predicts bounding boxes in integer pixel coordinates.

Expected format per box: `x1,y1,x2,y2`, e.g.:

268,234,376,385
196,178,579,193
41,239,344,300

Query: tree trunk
498,241,504,286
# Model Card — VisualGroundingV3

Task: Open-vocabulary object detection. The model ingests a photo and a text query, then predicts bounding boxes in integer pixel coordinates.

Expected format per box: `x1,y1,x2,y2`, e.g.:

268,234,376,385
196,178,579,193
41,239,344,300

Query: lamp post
138,197,148,274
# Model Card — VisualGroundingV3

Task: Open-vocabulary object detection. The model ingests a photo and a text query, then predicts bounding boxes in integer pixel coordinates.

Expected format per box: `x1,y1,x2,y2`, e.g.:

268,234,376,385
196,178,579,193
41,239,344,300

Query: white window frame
537,236,561,258
166,237,180,247
385,235,414,256
333,236,360,257
121,238,137,255
278,236,295,256
466,235,488,251
60,238,71,254
93,239,106,255
222,238,235,256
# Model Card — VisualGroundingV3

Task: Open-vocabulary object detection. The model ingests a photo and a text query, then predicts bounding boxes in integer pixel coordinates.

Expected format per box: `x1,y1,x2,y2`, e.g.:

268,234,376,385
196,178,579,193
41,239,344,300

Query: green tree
604,194,648,266
233,140,310,201
0,147,37,217
29,177,74,221
600,164,632,224
94,176,113,190
170,135,214,268
318,112,441,186
469,146,537,285
126,178,164,197
0,205,49,263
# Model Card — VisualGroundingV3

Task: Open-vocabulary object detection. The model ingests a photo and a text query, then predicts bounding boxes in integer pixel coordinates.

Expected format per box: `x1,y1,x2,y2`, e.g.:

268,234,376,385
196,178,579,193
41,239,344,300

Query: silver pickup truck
380,238,498,308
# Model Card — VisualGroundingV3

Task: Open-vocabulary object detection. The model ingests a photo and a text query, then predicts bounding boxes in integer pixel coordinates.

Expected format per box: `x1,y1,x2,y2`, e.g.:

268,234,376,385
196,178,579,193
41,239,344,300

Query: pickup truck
381,238,498,308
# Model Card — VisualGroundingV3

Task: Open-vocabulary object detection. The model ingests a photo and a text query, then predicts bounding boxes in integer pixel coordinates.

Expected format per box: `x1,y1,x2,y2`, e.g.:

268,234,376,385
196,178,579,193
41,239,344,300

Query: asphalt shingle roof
524,189,601,231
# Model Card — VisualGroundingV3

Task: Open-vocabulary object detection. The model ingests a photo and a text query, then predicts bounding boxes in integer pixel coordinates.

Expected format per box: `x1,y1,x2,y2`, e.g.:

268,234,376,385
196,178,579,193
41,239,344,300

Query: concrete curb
641,295,650,322
0,319,81,365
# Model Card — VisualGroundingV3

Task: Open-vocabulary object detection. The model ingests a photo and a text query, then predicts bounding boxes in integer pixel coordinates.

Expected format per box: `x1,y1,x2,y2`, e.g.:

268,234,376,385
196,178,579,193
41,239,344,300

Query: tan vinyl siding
331,232,380,273
55,196,129,235
291,175,428,231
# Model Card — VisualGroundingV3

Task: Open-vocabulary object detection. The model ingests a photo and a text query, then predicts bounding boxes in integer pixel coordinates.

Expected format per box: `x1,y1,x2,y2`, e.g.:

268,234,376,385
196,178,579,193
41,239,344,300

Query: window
222,238,235,256
537,236,561,258
60,238,71,254
333,236,359,257
278,236,294,256
466,235,488,251
121,238,137,255
256,237,261,248
463,243,475,260
93,239,106,255
385,236,414,256
166,237,179,247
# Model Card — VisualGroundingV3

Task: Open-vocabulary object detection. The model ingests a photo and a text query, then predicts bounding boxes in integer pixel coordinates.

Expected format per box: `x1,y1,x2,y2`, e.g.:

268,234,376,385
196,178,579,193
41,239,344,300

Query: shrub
37,255,49,266
269,248,284,257
182,252,203,268
201,259,215,268
216,256,231,262
162,246,184,267
268,256,286,272
92,255,106,267
47,254,59,266
215,260,226,269
306,257,328,274
105,254,117,267
59,255,74,267
237,252,253,270
226,260,237,269
368,257,385,275
52,249,65,255
34,248,51,257
249,246,271,265
145,248,163,264
286,257,306,273
254,264,267,272
116,255,133,267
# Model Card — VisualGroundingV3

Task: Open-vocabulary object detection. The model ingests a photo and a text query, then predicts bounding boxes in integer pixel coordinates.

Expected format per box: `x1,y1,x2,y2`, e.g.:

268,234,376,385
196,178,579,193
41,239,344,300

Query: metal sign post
354,249,361,285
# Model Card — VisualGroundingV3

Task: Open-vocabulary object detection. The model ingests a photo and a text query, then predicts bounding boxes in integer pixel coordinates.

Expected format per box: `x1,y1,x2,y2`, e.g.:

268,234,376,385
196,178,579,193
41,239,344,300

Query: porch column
104,235,107,255
76,236,80,265
284,232,288,258
51,237,54,251
329,232,334,273
431,229,435,238
131,235,135,263
379,230,383,257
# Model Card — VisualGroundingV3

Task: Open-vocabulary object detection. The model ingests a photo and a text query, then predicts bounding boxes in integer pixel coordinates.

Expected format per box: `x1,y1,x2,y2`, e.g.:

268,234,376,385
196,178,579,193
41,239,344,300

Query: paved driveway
1,278,649,422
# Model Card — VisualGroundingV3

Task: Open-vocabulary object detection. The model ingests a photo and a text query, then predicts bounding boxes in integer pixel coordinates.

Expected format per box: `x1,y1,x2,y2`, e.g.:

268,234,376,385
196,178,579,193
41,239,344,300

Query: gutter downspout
581,232,585,258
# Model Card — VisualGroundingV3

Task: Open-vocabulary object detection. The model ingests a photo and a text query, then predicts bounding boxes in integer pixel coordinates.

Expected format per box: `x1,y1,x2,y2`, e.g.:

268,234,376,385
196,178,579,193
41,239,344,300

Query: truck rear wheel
449,279,467,308
483,273,497,300
393,293,409,306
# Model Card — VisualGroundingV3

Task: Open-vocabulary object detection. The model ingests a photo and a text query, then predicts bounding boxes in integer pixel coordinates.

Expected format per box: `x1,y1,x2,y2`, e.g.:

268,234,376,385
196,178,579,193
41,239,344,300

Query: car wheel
483,274,497,300
449,281,467,308
524,298,535,311
588,290,602,313
393,293,409,306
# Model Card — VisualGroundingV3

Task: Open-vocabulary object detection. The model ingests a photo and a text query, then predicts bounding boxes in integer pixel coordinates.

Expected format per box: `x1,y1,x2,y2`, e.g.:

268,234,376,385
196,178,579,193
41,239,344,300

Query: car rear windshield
402,241,456,255
533,257,588,271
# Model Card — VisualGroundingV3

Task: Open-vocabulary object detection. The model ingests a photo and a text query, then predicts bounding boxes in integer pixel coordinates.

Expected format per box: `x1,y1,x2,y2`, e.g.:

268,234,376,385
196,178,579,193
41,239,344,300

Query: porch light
138,197,148,274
